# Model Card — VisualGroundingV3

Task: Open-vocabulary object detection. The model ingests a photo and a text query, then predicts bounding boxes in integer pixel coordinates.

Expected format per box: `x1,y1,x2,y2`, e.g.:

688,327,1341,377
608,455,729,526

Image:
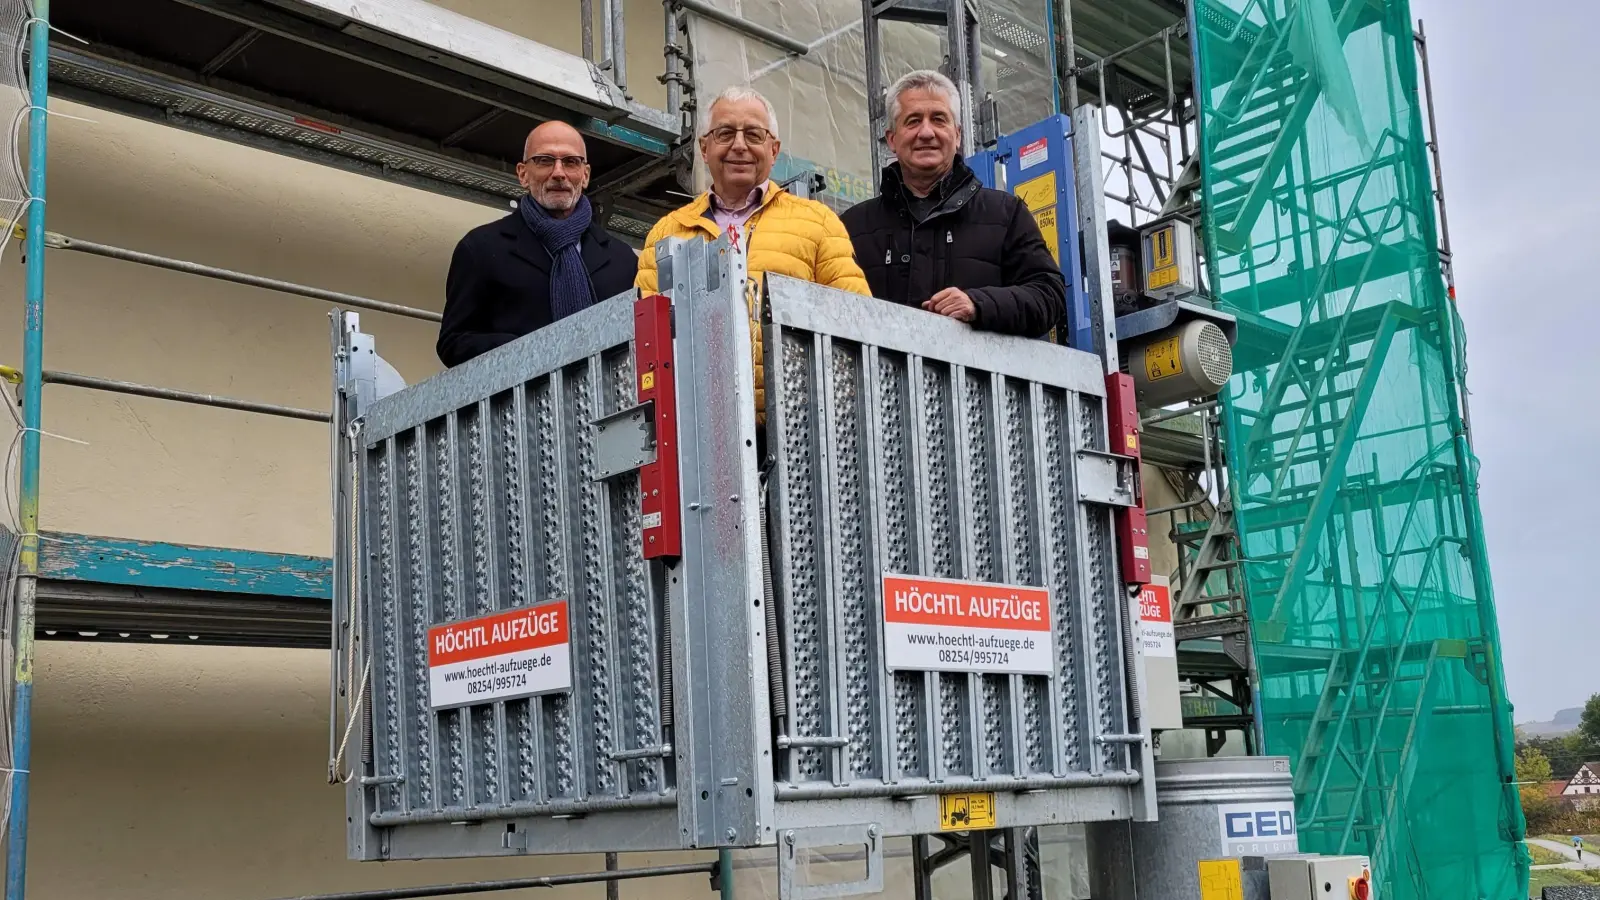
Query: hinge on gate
590,401,658,481
1074,449,1137,507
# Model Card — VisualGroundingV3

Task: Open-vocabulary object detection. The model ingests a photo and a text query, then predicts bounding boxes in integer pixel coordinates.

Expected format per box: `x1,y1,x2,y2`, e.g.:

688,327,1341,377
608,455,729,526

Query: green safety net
1189,0,1529,897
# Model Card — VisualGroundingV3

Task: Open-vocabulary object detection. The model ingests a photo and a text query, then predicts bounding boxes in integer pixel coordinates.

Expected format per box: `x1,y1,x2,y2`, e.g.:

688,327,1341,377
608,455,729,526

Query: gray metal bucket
1085,755,1298,900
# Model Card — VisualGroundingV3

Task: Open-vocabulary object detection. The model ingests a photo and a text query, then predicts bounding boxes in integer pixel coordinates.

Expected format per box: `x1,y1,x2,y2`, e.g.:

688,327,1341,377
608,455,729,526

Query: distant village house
1550,761,1600,811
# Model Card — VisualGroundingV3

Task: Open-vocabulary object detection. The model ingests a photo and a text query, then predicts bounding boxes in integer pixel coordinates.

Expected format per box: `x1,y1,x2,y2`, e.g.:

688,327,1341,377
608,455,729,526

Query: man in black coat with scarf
437,121,639,367
841,70,1066,337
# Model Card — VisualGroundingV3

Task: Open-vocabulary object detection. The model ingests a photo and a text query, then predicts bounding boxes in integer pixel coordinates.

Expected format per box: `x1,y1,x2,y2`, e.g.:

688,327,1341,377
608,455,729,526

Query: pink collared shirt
708,183,767,232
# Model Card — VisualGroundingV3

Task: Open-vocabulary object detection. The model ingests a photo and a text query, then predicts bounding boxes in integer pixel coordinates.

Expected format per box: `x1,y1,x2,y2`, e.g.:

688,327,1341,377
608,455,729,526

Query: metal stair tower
1188,1,1526,897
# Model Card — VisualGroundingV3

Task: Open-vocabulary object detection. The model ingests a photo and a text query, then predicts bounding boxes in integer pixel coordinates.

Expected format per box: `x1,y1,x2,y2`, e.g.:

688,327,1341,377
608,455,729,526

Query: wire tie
19,427,87,446
16,532,67,544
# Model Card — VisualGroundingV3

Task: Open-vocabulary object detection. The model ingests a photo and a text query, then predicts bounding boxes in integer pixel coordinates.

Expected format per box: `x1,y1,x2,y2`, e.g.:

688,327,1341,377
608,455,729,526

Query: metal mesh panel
878,351,927,779
358,345,673,825
776,331,828,782
344,256,1143,855
1193,0,1525,896
830,342,878,779
534,374,577,797
1040,389,1080,772
768,284,1129,792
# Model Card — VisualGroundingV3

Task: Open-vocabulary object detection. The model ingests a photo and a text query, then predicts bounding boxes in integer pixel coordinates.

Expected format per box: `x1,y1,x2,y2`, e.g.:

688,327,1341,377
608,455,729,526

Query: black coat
437,211,640,367
839,156,1066,338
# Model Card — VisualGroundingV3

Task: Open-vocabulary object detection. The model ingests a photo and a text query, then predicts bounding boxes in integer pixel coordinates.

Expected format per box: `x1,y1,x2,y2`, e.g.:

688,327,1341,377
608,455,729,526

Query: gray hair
703,85,780,137
885,69,961,128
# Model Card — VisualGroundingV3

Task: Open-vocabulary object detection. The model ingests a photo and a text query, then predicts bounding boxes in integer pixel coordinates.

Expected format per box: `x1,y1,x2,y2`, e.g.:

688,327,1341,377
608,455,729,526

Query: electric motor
1123,318,1233,406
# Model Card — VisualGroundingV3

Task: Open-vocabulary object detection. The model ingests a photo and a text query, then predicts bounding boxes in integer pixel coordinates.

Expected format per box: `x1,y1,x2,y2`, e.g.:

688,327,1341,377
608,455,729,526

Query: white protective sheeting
683,0,1056,209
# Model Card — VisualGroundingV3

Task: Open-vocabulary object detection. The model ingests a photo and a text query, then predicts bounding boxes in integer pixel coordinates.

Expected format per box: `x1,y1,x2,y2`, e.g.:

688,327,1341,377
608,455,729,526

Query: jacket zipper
943,228,954,294
904,218,918,306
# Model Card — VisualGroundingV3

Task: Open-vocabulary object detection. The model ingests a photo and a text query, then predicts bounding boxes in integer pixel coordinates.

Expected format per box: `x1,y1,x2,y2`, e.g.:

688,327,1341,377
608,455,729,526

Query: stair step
1177,592,1245,609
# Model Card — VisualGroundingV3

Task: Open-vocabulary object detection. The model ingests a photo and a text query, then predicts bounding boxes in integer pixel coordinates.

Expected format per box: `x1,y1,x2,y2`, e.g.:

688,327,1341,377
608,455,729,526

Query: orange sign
883,575,1052,631
429,601,569,666
427,602,572,709
881,575,1054,675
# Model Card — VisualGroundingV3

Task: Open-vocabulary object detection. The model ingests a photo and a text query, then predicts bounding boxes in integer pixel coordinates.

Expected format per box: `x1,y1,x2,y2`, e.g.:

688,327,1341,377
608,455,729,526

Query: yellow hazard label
1147,263,1179,291
1150,225,1175,267
1196,859,1243,900
1013,171,1056,212
1145,335,1184,382
1032,207,1060,264
938,792,997,831
640,371,655,392
1014,173,1060,262
1125,433,1139,451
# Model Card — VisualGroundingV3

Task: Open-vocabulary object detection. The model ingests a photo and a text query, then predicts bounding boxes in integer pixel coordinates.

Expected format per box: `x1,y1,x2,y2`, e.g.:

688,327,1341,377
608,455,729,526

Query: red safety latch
635,294,681,559
1105,372,1151,585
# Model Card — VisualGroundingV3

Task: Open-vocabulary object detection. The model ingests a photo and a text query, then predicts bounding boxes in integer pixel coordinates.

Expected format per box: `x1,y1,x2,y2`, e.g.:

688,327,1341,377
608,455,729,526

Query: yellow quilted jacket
634,181,871,418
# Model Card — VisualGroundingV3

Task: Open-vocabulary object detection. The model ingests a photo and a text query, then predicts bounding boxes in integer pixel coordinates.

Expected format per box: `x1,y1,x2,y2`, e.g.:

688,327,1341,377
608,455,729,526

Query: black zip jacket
839,155,1066,338
437,212,639,367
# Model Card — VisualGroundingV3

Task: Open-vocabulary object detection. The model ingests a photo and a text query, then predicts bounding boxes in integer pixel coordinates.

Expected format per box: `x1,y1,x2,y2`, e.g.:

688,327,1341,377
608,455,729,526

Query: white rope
330,439,369,784
16,426,87,446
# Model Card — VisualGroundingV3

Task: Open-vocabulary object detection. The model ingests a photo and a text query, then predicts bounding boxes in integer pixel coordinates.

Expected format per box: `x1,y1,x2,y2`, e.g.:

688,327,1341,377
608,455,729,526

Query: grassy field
1530,867,1600,897
1539,834,1600,848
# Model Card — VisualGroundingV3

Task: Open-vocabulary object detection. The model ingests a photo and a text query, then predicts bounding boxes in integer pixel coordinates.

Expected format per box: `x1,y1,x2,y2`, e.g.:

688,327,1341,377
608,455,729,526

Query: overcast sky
1405,0,1599,721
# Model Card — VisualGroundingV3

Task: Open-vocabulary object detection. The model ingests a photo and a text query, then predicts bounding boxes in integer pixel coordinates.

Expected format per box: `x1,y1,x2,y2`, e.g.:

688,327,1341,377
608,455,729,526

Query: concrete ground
1530,838,1600,870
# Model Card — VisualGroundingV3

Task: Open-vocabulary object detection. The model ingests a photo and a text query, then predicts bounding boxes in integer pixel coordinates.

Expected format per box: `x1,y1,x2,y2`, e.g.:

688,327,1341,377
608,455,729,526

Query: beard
533,183,579,211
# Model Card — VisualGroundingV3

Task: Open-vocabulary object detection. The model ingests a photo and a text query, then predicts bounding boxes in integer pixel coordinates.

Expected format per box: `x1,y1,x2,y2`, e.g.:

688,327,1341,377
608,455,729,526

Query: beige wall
1,87,635,898
426,0,670,112
29,641,728,900
1,99,470,555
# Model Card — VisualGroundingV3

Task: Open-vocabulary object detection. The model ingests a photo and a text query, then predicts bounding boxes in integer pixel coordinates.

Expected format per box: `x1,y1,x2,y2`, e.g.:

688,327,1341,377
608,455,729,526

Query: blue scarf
518,193,595,322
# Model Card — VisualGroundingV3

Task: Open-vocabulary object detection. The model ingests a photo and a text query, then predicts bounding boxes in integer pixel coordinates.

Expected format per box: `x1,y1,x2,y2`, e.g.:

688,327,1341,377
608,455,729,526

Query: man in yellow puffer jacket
635,85,871,419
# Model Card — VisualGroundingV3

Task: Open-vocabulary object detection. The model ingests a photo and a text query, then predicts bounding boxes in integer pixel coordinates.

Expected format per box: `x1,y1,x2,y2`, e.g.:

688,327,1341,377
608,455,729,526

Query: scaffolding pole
39,232,441,323
265,862,719,900
7,2,49,898
37,370,331,422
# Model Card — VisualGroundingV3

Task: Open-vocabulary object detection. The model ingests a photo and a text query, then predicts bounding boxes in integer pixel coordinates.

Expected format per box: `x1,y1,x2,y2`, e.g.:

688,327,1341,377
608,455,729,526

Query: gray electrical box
1267,854,1374,900
1140,215,1198,302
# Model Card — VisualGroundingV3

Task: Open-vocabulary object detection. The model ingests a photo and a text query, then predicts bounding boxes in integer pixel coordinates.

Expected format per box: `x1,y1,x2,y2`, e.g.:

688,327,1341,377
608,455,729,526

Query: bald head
517,121,591,217
525,120,586,160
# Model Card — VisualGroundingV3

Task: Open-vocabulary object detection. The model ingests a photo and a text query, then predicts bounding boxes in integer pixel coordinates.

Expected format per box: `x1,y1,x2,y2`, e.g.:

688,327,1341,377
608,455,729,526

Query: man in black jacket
841,70,1065,337
437,121,639,367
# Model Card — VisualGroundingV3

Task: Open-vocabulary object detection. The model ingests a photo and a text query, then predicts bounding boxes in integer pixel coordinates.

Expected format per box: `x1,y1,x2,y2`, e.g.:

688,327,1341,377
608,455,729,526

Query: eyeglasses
703,125,772,146
523,155,587,172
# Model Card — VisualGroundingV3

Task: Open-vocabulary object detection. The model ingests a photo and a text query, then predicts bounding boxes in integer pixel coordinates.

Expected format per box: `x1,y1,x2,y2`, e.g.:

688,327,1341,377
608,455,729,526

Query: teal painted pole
8,2,48,898
717,850,734,900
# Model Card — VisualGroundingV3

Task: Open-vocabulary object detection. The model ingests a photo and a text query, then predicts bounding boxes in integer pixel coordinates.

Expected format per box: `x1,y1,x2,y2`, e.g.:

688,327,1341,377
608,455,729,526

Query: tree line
1516,693,1600,835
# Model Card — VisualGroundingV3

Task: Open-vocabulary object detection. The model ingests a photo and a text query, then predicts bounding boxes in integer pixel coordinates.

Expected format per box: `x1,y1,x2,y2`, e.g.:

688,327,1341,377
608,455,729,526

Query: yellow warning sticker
1151,225,1175,268
1013,171,1056,212
938,792,997,831
1147,263,1179,291
1196,859,1243,900
1032,207,1060,264
1144,335,1184,382
640,371,655,392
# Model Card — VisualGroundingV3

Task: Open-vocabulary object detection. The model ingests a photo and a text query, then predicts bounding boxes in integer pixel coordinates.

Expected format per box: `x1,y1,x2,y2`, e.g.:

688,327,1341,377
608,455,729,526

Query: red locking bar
636,294,681,559
1105,372,1151,584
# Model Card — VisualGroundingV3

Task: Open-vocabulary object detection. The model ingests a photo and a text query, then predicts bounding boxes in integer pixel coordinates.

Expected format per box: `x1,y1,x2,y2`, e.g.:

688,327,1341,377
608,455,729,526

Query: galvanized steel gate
330,235,1155,888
